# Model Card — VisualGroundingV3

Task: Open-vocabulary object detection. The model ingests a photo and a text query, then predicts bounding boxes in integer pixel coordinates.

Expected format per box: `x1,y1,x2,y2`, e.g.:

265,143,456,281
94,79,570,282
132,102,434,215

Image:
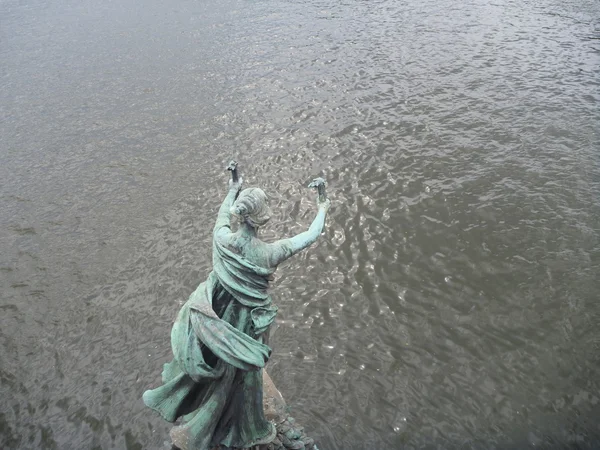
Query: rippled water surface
1,0,599,448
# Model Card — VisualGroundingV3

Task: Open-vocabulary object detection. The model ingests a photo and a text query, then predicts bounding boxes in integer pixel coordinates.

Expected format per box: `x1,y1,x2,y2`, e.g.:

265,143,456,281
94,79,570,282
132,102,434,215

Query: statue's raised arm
213,160,243,235
267,178,331,267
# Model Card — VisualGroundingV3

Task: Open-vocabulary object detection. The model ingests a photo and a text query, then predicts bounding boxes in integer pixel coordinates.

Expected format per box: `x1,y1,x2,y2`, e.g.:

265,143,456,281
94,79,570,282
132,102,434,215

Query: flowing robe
142,227,279,449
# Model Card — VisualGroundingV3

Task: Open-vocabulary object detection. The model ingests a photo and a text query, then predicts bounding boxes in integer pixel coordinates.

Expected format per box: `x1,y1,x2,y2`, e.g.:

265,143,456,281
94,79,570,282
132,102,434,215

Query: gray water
1,0,599,449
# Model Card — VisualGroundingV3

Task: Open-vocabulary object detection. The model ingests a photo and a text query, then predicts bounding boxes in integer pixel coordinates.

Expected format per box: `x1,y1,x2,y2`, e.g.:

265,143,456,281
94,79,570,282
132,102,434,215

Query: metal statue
143,162,330,450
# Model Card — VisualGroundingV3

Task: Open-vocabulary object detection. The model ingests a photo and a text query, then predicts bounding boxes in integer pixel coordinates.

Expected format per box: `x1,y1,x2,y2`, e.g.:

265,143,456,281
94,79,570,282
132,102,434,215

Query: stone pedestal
262,370,288,422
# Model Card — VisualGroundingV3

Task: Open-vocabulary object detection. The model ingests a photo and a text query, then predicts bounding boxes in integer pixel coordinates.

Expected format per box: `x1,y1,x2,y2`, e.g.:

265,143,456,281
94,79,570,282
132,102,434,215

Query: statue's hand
229,176,243,193
318,197,331,212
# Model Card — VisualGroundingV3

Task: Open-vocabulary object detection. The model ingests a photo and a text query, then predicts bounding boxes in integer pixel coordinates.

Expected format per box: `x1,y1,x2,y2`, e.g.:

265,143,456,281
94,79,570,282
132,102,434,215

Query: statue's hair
230,188,271,228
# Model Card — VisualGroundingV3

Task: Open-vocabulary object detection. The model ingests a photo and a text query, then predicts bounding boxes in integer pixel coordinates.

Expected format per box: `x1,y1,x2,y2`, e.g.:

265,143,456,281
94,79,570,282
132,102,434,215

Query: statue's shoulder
213,224,232,242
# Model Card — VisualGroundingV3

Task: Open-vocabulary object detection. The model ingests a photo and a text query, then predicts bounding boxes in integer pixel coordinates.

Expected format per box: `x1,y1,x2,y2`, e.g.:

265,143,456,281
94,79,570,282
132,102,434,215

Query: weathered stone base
171,371,319,450
265,416,319,450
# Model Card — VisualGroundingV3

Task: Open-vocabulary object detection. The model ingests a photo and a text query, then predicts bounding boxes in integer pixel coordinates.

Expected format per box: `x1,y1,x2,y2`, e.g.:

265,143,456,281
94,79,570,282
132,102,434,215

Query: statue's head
230,187,272,228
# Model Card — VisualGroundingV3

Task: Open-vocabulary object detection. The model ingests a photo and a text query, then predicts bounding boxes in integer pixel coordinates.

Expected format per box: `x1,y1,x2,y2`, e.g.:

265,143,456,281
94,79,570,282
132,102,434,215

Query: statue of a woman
142,166,330,450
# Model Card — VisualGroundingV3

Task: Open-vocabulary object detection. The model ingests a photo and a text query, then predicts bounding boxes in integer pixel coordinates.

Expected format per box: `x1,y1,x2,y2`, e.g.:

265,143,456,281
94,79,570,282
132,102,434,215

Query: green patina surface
143,166,330,450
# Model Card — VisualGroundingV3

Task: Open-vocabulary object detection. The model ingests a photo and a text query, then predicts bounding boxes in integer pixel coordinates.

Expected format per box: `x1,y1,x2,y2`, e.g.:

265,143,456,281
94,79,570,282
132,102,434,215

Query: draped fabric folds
142,236,278,449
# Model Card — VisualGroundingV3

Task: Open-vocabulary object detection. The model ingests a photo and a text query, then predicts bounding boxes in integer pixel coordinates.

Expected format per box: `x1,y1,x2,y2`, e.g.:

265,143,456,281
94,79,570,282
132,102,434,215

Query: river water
1,0,599,449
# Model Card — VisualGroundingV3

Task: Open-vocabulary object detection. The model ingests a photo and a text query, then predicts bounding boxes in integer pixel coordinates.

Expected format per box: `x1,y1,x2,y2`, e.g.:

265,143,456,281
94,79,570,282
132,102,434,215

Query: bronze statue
143,162,330,449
